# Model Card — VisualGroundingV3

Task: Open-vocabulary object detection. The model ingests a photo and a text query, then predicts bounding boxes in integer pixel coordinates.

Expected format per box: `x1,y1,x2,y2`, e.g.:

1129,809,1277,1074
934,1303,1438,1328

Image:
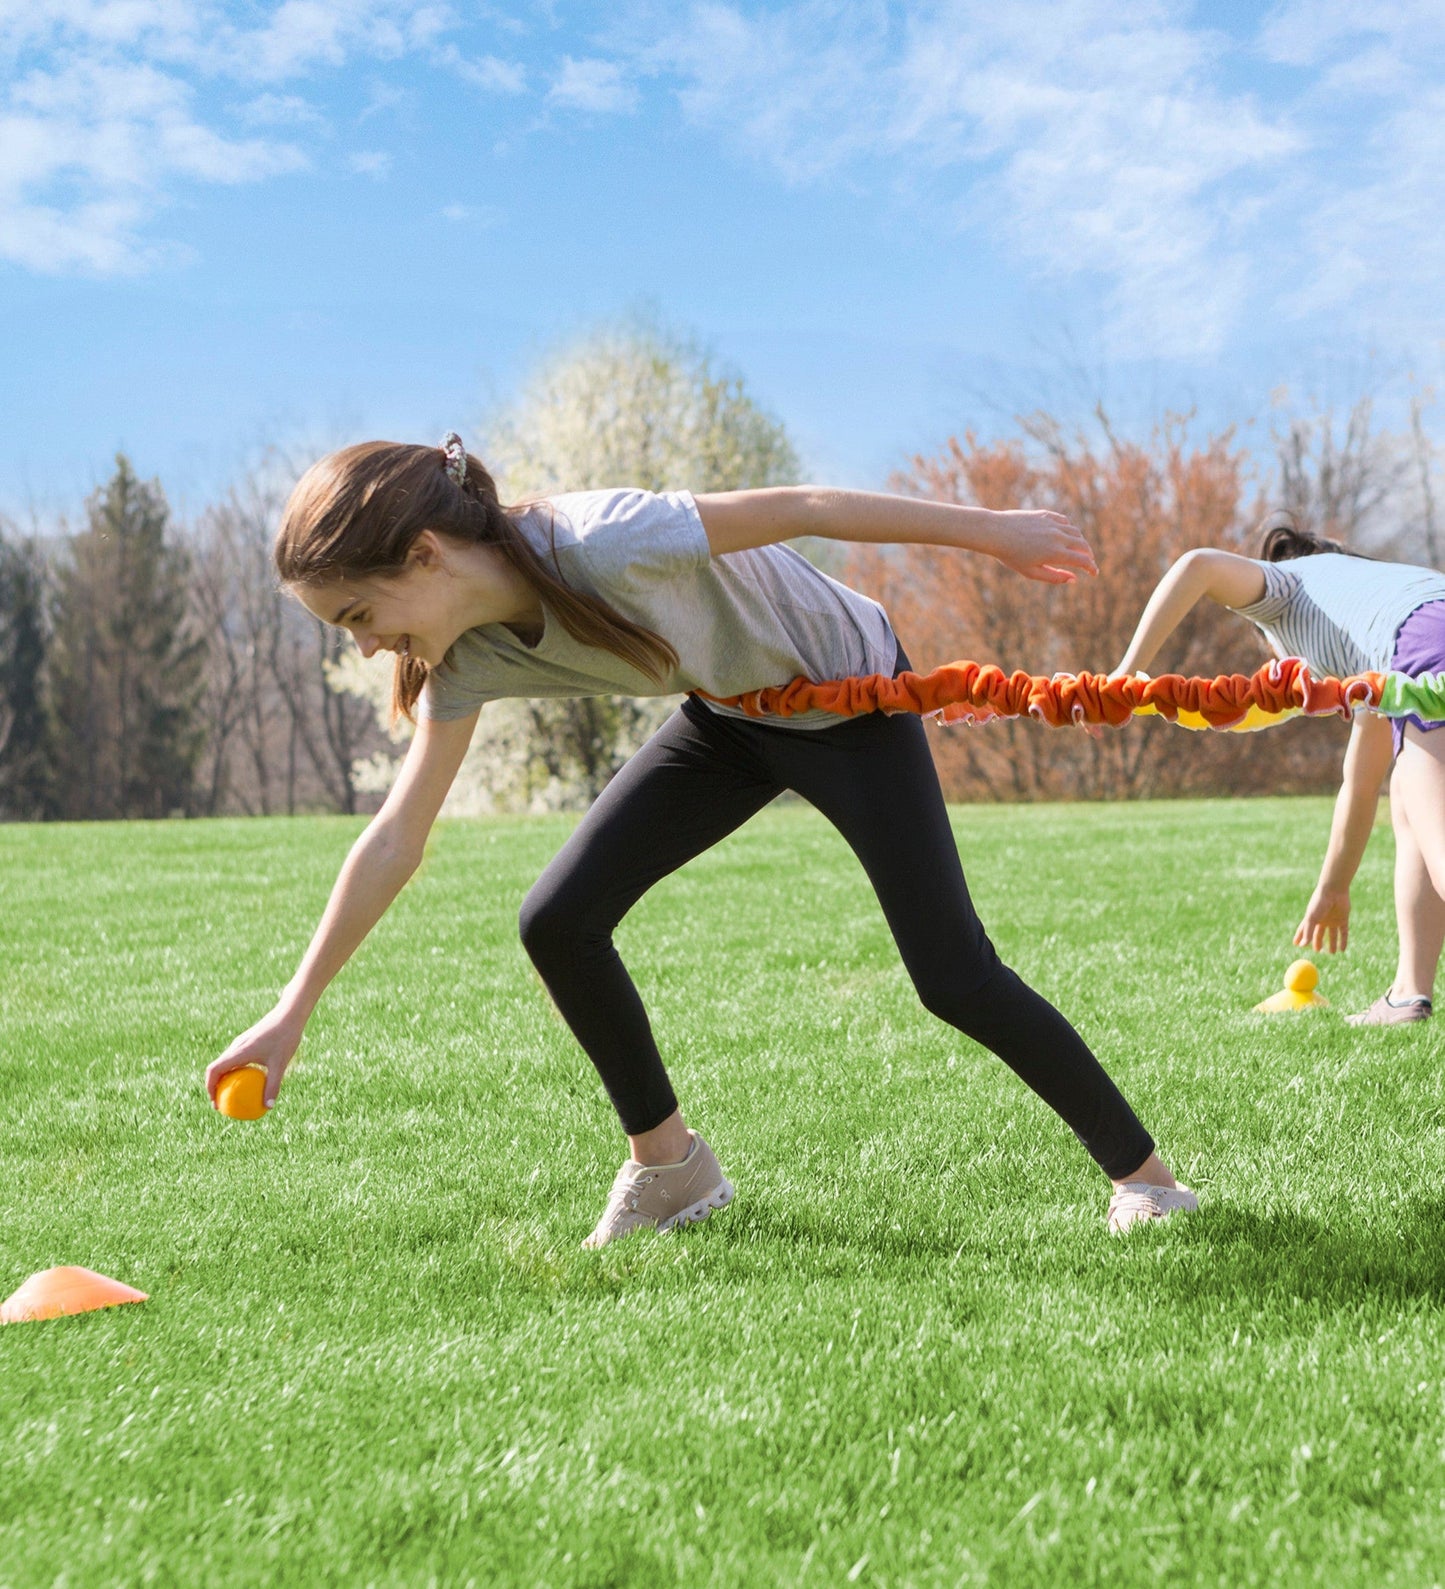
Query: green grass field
3,797,1444,1587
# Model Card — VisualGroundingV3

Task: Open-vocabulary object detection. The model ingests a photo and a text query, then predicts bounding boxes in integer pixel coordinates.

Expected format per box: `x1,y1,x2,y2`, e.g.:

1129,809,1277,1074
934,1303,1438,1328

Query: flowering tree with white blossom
333,318,800,814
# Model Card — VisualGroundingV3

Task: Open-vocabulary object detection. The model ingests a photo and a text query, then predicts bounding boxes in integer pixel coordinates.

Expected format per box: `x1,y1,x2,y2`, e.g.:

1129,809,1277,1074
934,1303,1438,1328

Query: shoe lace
603,1163,655,1216
1110,1183,1165,1216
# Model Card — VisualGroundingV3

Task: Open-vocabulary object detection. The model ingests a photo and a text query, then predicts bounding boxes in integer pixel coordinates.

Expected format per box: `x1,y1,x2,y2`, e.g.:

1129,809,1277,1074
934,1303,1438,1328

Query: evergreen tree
0,531,50,819
47,457,206,819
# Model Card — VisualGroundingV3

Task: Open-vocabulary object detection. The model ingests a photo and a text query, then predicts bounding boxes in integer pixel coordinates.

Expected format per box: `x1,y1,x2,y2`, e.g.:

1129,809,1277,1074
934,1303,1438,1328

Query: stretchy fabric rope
699,657,1440,732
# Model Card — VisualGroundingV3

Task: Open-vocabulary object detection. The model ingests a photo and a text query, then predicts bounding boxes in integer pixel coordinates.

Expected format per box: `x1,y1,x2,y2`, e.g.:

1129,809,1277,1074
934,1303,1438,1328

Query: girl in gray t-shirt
207,435,1196,1241
1114,514,1445,1027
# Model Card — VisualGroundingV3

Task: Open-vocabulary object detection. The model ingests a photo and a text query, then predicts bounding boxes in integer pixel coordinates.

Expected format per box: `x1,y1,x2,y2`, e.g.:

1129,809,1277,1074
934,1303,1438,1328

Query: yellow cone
1254,958,1329,1012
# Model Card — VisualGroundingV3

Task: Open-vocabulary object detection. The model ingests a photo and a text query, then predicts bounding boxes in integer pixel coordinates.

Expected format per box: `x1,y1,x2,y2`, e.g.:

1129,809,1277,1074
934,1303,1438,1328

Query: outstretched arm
205,708,480,1109
1294,711,1394,954
693,487,1097,585
1111,549,1267,676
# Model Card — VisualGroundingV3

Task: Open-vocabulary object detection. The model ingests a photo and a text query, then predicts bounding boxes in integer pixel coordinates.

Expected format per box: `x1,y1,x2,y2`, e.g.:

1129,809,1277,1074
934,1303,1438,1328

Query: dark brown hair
1257,509,1365,563
275,441,679,722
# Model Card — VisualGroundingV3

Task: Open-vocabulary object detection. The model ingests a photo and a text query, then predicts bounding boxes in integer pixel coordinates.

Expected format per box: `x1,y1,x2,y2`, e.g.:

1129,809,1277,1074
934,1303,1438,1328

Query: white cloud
432,42,525,94
635,0,1298,357
640,1,889,179
231,1,354,79
348,146,391,176
547,55,636,114
1245,3,1445,334
354,79,410,121
0,0,203,58
0,55,304,270
8,0,1442,362
184,1,447,84
240,91,326,125
439,199,502,224
1258,0,1445,69
1291,85,1445,329
0,195,160,273
916,3,1300,357
0,0,500,273
611,0,1444,362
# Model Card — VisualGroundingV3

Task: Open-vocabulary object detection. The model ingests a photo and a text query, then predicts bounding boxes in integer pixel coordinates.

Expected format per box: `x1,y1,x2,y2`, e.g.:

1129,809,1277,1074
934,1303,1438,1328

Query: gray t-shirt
419,488,897,730
1231,554,1445,676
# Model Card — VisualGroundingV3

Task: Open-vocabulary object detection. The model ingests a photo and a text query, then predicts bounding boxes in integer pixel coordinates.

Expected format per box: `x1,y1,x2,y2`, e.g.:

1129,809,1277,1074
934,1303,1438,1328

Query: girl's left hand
1294,885,1351,953
988,510,1098,584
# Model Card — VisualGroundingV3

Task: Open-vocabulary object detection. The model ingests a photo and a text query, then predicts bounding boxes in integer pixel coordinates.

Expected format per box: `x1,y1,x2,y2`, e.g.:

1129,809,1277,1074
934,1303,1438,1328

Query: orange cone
1,1266,148,1324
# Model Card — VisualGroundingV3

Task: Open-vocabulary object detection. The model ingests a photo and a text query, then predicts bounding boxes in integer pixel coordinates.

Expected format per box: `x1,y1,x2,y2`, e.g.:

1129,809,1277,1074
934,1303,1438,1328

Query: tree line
0,320,1437,819
0,455,382,821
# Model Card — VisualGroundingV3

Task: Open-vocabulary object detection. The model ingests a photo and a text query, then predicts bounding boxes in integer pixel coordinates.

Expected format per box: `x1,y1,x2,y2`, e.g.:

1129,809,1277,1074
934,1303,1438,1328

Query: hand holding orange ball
213,1064,268,1119
206,1005,302,1117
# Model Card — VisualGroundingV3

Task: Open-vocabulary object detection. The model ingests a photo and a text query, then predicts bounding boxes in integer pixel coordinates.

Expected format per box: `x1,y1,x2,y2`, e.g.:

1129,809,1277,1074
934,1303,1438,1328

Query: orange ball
214,1065,268,1120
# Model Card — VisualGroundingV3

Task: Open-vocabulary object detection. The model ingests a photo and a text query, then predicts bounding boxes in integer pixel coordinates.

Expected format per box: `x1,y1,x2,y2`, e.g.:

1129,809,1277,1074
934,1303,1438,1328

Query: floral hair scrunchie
440,432,467,489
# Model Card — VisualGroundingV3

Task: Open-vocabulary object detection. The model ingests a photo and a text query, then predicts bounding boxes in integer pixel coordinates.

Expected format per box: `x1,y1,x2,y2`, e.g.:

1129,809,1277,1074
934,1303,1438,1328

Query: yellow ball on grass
1284,959,1319,995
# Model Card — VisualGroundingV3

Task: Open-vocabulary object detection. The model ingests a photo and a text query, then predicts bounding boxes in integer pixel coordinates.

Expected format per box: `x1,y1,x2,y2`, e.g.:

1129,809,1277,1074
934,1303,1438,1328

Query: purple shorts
1390,599,1445,756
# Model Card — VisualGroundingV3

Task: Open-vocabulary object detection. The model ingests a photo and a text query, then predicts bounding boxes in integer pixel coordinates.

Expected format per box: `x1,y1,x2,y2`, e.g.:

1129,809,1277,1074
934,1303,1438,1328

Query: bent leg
519,704,780,1134
774,713,1156,1180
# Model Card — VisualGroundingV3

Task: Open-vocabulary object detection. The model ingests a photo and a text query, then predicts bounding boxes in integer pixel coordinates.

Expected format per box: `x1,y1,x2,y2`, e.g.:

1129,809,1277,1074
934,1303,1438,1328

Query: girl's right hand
206,1006,305,1111
987,509,1098,584
1294,886,1351,954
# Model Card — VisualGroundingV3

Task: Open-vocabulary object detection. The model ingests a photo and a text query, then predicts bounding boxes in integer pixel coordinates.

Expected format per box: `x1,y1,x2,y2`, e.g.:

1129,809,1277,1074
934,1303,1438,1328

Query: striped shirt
1230,554,1445,676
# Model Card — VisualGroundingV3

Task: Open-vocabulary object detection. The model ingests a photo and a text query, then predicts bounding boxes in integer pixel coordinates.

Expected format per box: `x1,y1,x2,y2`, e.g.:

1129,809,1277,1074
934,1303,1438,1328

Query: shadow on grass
1167,1195,1445,1307
727,1193,1445,1313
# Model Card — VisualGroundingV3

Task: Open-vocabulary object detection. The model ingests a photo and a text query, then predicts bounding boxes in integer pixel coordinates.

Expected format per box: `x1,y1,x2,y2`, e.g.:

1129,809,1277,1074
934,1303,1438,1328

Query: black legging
518,691,1155,1181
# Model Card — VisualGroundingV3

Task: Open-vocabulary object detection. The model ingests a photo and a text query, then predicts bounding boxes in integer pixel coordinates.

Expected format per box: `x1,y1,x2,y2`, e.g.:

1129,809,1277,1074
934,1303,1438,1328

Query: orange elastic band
701,658,1385,731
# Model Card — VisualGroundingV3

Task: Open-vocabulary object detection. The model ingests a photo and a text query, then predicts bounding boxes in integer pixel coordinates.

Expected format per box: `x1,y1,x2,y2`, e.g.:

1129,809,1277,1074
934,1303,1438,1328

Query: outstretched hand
205,1006,304,1111
1294,886,1350,954
989,509,1098,585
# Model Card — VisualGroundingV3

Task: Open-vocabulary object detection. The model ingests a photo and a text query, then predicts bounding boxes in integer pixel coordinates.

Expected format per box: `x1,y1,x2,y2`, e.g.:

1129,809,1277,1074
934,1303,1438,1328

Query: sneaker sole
657,1178,735,1233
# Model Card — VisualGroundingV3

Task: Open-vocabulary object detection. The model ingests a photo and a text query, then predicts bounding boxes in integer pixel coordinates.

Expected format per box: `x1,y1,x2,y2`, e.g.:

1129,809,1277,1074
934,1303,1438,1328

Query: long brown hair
275,441,680,722
1257,508,1365,563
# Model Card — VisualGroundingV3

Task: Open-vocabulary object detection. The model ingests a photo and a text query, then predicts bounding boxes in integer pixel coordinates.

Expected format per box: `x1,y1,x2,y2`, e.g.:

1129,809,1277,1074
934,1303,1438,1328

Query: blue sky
3,0,1443,524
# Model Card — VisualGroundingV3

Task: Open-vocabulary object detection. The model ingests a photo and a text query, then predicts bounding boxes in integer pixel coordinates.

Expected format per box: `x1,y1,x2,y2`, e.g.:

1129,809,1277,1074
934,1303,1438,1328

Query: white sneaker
1106,1181,1199,1233
582,1131,735,1250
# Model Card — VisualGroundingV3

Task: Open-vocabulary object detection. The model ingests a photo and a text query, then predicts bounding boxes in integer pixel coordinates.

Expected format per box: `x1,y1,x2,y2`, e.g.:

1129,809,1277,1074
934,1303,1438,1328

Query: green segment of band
1380,672,1445,722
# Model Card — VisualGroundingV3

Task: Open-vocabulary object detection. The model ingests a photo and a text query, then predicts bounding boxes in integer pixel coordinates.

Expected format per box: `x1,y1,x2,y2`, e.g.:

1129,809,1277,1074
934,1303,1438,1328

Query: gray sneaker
582,1131,735,1249
1106,1181,1199,1233
1345,992,1432,1026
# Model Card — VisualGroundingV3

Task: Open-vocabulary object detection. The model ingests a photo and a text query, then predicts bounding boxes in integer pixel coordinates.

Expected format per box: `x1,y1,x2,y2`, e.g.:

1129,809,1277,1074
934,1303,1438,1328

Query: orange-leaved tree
844,413,1349,801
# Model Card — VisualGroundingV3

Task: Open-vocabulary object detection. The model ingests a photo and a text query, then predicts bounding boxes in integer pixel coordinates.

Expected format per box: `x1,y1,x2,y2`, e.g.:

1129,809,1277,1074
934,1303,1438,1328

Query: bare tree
272,611,374,815
1408,390,1441,566
191,476,283,814
1272,395,1407,548
190,450,386,816
852,412,1346,803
